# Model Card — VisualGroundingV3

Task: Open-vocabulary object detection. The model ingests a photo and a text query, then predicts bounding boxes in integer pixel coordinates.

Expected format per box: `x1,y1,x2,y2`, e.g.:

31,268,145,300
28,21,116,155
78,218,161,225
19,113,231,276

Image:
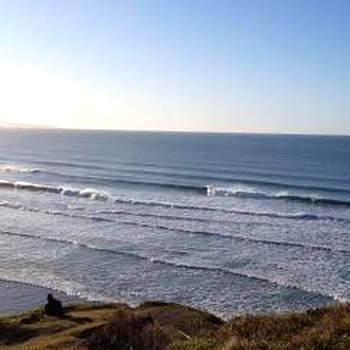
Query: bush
87,309,170,350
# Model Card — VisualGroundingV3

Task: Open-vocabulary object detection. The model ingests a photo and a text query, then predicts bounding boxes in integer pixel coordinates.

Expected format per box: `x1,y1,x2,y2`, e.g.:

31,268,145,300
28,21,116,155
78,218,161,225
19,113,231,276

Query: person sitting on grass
45,294,64,317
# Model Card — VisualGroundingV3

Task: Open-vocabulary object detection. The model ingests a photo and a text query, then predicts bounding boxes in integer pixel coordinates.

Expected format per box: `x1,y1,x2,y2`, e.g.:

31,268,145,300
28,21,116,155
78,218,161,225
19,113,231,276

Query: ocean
1,129,350,317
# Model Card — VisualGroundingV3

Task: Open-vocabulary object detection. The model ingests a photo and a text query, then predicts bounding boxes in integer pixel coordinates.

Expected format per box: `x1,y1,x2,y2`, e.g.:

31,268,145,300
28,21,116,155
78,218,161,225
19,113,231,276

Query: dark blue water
1,129,350,317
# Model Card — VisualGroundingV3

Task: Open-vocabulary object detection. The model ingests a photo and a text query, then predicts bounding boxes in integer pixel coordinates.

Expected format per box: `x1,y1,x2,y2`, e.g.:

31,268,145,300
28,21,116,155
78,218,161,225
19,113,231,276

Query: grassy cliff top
1,301,350,350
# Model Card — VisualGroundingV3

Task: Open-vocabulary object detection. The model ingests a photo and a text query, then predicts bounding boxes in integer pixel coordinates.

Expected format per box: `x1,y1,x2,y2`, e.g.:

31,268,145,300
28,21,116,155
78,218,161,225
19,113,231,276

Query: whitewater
0,129,350,317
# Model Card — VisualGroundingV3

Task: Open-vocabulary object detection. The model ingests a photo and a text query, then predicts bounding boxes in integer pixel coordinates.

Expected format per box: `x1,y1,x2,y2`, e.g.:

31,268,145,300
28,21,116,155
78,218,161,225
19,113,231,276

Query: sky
0,0,349,134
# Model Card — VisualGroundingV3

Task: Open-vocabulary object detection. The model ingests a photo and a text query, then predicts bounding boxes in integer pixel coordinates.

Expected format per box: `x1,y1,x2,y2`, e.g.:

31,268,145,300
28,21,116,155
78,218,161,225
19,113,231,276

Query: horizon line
0,124,349,137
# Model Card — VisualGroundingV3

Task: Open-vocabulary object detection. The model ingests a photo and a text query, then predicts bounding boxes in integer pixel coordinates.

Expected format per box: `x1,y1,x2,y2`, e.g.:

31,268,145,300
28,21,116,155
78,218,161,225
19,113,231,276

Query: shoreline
0,279,83,315
1,280,349,349
0,278,336,320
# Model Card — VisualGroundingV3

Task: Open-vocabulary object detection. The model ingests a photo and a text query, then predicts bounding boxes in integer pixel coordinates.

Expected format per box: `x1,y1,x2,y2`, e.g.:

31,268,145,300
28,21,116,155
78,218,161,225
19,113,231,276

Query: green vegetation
1,301,349,350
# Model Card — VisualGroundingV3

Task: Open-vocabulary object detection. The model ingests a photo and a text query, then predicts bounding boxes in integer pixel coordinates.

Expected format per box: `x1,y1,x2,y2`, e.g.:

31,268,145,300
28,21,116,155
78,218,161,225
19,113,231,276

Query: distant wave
11,163,350,198
31,158,350,187
0,229,336,302
33,162,350,190
2,163,350,208
33,160,106,170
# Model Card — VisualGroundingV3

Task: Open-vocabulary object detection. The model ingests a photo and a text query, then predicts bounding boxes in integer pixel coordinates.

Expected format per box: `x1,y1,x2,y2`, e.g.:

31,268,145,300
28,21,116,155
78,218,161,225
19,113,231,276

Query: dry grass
221,303,350,350
0,301,223,350
0,303,128,350
1,301,350,350
87,309,169,350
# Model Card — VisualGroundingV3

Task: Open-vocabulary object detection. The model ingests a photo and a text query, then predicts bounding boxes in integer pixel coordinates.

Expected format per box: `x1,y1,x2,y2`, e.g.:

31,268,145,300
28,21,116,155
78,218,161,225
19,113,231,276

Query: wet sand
0,279,83,315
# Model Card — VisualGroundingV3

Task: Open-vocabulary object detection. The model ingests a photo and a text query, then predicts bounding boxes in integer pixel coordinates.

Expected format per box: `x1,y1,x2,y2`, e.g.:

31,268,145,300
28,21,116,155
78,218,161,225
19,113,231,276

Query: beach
0,280,81,315
1,1,349,347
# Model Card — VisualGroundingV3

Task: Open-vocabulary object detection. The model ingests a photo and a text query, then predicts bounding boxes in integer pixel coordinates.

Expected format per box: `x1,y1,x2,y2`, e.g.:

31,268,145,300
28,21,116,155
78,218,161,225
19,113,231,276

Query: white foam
79,188,109,200
0,178,110,201
206,184,264,198
0,164,41,173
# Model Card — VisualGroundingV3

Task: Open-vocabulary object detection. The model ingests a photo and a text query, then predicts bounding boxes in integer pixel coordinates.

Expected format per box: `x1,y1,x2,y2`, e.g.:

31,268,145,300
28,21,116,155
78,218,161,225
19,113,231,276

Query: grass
221,303,350,350
0,303,126,350
1,301,350,350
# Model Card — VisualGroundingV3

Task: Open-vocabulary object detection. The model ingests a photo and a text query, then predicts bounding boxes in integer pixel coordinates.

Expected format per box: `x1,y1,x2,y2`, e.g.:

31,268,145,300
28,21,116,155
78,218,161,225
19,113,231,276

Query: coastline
0,278,335,319
1,279,349,349
1,298,349,350
0,279,83,315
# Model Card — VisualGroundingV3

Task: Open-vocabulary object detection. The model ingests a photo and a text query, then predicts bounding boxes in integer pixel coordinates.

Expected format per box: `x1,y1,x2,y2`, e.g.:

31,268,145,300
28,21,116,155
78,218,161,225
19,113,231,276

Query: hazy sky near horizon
0,0,349,133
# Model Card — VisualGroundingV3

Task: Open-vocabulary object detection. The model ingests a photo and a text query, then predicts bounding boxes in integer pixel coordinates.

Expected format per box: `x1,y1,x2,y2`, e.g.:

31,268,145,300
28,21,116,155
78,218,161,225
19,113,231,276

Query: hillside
1,301,350,350
0,121,57,129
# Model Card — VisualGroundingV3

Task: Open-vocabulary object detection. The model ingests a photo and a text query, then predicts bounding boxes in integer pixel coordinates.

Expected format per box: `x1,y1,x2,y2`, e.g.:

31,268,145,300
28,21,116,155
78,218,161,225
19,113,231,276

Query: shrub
87,309,170,350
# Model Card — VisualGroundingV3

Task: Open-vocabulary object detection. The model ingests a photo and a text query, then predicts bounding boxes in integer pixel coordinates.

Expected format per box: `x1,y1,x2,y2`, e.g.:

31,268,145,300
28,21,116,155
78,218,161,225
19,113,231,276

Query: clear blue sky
0,0,349,134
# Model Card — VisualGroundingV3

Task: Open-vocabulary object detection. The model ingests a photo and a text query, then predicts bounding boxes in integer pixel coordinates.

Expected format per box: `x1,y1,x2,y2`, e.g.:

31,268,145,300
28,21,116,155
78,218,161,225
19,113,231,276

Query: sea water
1,129,350,317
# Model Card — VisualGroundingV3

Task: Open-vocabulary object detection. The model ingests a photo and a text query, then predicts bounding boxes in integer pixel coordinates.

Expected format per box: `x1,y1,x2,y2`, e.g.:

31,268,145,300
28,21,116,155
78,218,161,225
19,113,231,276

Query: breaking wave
205,185,350,206
1,184,349,224
0,180,109,200
1,162,350,207
0,164,41,173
